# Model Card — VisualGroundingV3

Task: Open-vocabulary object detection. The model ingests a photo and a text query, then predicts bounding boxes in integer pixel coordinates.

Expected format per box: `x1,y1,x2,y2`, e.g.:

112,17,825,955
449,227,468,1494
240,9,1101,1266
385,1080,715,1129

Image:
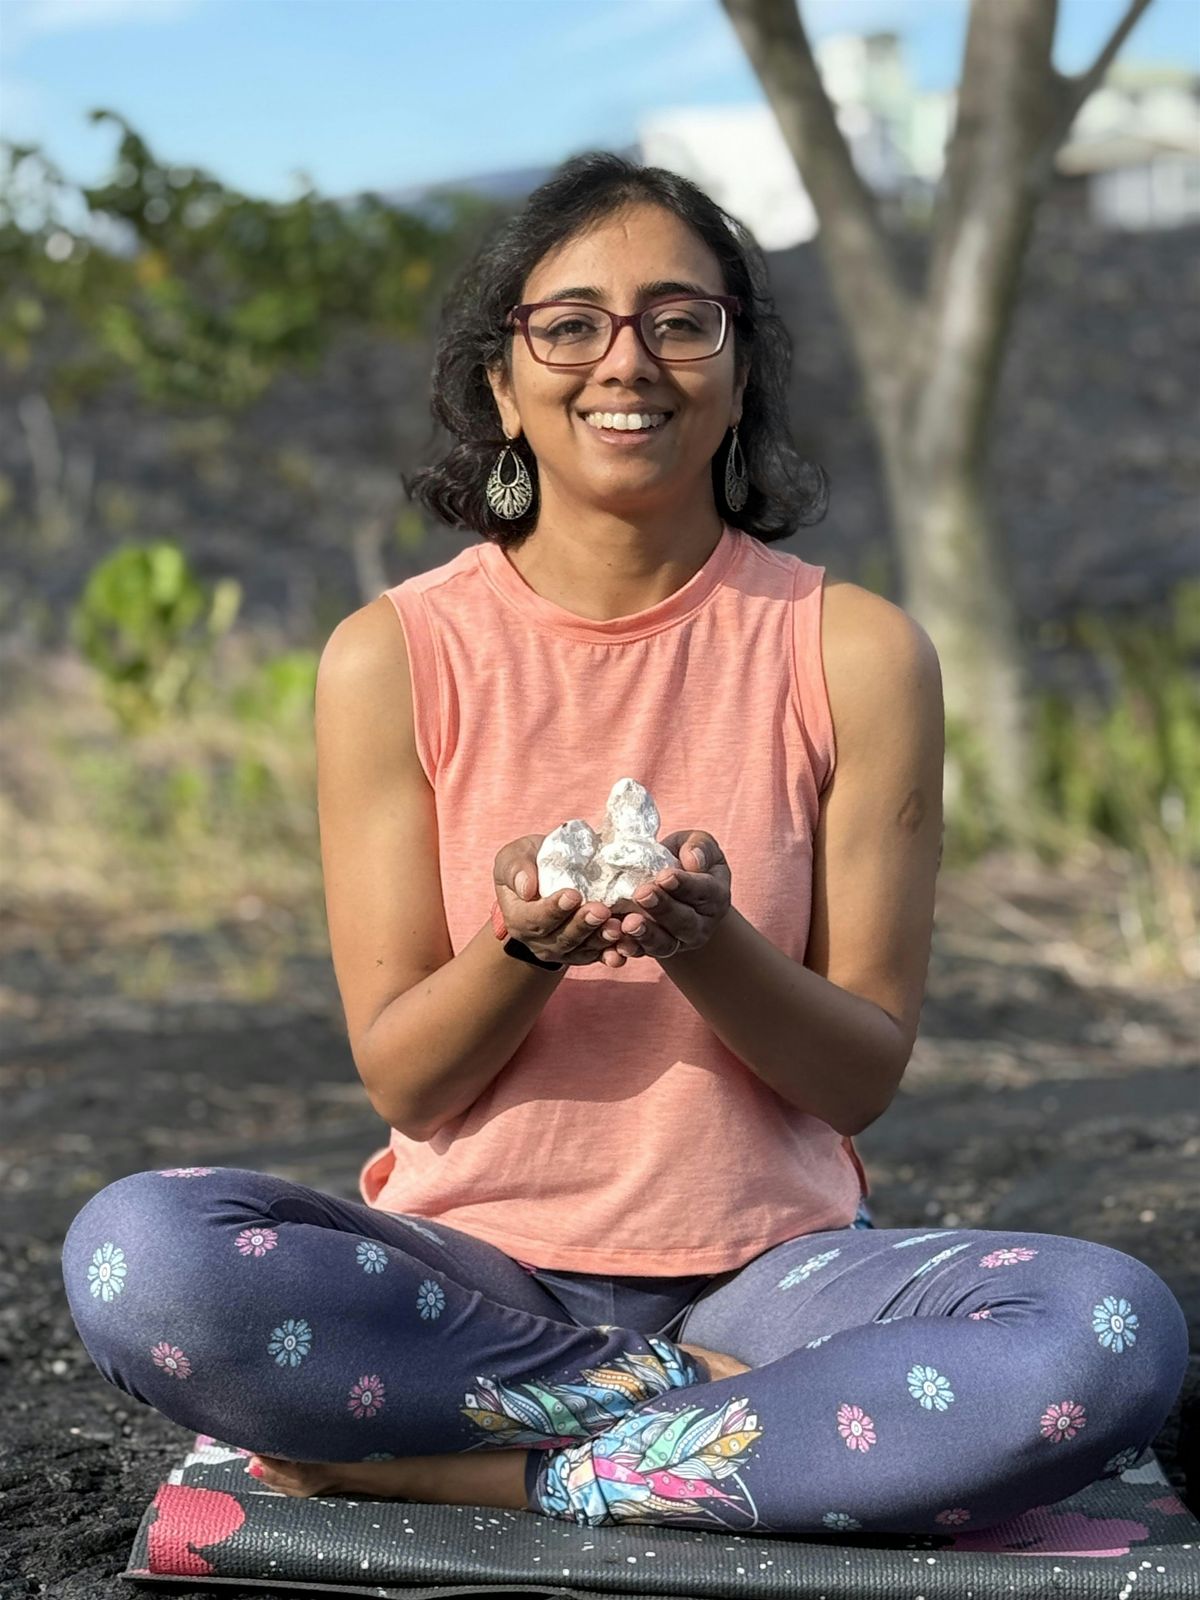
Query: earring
723,423,749,514
485,435,534,520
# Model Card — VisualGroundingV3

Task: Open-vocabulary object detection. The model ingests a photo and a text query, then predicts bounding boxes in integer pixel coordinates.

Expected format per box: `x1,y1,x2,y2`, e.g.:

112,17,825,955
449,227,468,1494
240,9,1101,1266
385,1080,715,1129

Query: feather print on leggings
533,1394,764,1527
461,1334,697,1448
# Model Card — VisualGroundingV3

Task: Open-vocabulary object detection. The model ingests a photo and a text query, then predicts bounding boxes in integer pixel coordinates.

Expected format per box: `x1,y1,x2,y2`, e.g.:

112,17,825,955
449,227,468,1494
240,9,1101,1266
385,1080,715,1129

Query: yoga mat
119,1432,1200,1598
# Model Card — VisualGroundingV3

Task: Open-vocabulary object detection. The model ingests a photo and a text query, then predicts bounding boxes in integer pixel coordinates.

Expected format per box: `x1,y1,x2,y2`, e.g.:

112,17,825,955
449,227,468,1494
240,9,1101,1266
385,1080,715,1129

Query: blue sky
2,0,1198,202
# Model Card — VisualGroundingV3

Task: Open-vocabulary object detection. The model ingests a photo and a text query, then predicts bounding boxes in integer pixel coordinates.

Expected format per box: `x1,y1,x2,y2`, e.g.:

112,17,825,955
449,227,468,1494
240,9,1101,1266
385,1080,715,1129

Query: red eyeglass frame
504,294,742,366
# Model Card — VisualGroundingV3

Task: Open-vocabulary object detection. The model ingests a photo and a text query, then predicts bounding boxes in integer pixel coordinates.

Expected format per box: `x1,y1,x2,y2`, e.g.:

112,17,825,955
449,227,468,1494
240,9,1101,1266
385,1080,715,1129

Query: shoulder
819,579,942,758
316,595,411,719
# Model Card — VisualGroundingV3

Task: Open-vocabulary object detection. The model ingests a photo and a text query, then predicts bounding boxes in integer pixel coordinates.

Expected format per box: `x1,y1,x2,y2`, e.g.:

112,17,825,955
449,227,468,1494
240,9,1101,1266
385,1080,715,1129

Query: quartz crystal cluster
536,779,680,907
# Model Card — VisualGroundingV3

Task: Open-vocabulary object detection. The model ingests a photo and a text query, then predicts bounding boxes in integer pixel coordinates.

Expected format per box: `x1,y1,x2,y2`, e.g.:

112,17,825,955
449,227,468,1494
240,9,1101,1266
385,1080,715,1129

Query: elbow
354,1024,435,1143
395,1112,441,1143
838,1041,909,1137
358,1064,434,1143
838,1100,890,1138
372,1089,439,1142
370,1098,438,1143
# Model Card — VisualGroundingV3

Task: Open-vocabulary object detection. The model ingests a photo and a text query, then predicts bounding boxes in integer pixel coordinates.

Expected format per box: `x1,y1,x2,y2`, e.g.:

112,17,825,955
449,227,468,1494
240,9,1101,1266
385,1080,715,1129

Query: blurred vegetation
1,110,499,409
72,541,241,730
943,580,1200,978
0,118,1196,984
0,536,1190,982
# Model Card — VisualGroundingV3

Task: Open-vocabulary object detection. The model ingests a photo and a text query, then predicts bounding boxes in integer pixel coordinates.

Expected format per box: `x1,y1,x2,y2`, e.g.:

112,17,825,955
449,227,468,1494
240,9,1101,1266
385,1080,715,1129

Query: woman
62,153,1187,1536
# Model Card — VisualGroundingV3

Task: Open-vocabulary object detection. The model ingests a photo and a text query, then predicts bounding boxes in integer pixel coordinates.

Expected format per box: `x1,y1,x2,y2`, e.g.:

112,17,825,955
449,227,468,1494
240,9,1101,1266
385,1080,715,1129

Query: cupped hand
494,831,730,968
493,834,637,968
603,831,731,961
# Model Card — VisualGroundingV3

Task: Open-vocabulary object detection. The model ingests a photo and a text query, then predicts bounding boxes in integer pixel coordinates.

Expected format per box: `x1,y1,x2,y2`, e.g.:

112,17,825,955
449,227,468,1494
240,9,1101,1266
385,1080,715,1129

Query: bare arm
315,598,569,1141
658,580,944,1133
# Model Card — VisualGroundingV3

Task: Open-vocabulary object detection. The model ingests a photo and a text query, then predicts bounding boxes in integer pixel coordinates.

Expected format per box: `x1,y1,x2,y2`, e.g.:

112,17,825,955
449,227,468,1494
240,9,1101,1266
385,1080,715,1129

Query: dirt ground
1,852,1197,1599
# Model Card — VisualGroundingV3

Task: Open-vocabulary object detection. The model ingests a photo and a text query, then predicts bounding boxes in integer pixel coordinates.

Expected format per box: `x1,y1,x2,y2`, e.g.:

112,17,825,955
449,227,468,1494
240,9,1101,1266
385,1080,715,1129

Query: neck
508,479,726,623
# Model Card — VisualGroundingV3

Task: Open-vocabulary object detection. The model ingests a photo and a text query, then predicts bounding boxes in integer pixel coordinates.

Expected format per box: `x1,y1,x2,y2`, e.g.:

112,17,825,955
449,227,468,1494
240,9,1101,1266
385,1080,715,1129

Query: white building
636,35,1199,247
637,32,953,250
1057,63,1200,230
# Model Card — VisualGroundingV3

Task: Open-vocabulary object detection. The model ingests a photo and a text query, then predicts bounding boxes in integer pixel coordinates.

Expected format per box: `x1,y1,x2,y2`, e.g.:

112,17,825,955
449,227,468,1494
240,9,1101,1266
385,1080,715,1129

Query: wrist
490,897,565,973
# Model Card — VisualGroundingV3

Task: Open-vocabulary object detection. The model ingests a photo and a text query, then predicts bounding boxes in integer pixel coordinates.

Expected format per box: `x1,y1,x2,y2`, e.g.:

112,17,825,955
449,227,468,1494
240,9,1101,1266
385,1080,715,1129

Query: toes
248,1455,310,1496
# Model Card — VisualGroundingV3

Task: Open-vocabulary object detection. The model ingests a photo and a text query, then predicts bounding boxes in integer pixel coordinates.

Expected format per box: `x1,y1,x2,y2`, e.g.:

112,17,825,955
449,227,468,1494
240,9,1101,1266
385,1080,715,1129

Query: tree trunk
885,437,1035,831
721,0,1153,847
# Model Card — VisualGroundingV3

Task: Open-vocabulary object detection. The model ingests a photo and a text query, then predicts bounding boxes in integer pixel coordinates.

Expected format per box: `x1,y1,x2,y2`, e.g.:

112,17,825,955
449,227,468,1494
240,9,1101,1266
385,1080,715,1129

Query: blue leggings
61,1166,1189,1536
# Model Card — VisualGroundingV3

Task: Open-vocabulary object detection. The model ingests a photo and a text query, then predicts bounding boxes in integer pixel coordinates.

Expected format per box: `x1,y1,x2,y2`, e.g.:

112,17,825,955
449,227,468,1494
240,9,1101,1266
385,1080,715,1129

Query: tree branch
720,0,914,405
916,0,1059,469
1047,0,1155,151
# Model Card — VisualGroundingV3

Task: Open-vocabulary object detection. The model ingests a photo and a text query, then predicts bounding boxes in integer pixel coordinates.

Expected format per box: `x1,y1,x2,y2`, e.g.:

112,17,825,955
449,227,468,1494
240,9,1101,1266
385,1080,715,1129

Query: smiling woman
61,150,1189,1545
404,151,828,550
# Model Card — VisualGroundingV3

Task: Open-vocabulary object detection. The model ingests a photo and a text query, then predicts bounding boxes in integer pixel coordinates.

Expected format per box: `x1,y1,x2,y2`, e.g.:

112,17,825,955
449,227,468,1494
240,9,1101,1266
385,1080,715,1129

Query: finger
660,839,711,875
597,918,642,959
621,906,692,958
639,871,700,907
624,885,681,936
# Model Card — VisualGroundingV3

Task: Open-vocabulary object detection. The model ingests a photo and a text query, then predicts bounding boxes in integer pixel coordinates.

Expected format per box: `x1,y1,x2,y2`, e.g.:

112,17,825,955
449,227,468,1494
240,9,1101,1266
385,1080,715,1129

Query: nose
591,319,660,384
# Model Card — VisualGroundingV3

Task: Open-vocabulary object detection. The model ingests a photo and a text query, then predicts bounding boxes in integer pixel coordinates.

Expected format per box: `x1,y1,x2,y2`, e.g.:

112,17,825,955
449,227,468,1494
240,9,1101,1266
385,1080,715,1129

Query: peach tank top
358,522,869,1274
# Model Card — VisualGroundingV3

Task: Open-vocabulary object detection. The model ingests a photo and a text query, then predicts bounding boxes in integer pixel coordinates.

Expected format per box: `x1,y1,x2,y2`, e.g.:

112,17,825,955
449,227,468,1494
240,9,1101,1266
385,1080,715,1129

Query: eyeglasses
505,294,741,367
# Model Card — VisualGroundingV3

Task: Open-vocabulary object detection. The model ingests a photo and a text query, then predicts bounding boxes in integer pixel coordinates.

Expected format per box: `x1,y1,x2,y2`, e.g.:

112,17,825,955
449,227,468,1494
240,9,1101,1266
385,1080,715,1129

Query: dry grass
2,648,1196,995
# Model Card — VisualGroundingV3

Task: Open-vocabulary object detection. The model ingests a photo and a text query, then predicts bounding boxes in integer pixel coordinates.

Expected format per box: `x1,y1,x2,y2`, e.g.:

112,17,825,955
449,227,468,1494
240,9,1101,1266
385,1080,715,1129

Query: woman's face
488,202,747,514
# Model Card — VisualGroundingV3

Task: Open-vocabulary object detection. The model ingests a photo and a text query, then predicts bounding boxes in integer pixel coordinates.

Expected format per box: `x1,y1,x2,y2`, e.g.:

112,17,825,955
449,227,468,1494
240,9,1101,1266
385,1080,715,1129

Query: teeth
583,412,669,431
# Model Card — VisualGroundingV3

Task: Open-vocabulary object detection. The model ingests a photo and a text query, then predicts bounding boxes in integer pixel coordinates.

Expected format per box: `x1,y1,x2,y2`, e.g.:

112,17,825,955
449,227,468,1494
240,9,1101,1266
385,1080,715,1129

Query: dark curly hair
403,150,828,546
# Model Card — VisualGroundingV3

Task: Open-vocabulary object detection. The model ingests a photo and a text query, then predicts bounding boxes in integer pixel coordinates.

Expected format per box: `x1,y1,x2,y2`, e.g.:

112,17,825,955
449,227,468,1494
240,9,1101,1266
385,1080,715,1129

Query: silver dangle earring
485,434,534,520
723,422,749,514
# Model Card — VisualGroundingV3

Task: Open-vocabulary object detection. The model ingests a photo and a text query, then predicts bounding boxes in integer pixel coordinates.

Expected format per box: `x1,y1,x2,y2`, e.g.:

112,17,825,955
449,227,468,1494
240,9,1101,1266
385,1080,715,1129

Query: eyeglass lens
526,299,726,365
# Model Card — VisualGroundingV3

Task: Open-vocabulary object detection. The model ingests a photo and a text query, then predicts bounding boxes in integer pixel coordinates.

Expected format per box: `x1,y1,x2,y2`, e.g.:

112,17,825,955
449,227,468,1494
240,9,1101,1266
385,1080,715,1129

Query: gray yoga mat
119,1430,1200,1599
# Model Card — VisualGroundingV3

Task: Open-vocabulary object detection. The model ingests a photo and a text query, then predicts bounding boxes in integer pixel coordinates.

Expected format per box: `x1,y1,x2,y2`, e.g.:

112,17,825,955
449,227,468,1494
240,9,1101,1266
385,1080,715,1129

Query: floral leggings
61,1166,1189,1536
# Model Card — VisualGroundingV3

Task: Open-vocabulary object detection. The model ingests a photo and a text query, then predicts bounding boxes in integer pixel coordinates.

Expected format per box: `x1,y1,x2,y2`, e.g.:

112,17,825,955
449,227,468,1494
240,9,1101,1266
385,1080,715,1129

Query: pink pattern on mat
948,1508,1150,1557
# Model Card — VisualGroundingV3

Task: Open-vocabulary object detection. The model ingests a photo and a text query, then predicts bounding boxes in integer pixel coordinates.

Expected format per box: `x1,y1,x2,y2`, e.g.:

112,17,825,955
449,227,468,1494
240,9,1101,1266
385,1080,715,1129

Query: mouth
577,409,675,446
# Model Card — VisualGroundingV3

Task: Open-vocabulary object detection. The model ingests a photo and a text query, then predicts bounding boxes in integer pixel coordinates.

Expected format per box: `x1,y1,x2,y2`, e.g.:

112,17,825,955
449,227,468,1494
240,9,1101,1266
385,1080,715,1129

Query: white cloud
6,0,200,49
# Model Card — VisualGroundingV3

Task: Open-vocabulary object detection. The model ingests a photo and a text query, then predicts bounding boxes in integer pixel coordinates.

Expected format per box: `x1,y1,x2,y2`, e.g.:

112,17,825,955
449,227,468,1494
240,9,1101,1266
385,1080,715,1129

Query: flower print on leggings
1093,1296,1139,1353
268,1317,312,1368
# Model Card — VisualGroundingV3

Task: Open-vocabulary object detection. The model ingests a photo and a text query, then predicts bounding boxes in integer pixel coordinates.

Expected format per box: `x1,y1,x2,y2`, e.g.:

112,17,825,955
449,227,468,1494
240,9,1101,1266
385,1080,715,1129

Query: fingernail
627,919,644,934
558,893,577,911
247,1461,264,1478
516,872,531,897
584,911,603,925
638,892,659,908
692,849,706,869
603,928,620,940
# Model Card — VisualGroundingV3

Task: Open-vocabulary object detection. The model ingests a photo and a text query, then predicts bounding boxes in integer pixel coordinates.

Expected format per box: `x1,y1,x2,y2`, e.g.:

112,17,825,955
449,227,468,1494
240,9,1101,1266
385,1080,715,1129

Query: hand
604,831,731,962
493,834,638,969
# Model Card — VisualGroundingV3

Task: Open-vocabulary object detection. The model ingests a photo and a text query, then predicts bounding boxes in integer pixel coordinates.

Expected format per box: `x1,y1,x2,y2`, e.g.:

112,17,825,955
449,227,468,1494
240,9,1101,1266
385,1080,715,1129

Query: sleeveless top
358,522,870,1274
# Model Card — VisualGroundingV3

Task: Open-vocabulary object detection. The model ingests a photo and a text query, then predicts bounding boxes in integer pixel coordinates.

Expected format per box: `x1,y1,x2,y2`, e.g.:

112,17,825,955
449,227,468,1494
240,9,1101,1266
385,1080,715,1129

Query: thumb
515,865,580,909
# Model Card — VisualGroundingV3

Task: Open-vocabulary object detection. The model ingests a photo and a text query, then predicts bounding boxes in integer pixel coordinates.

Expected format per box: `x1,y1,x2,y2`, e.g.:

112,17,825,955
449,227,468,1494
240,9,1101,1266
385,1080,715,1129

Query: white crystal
536,778,679,906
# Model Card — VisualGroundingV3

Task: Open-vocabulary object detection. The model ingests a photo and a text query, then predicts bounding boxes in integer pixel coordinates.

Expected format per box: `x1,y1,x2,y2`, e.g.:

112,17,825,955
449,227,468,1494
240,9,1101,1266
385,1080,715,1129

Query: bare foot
246,1447,530,1509
680,1341,751,1381
246,1452,419,1500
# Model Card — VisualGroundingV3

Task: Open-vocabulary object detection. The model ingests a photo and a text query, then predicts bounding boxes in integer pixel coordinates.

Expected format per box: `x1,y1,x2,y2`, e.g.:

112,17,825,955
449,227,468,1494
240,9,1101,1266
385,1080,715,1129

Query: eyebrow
534,279,715,304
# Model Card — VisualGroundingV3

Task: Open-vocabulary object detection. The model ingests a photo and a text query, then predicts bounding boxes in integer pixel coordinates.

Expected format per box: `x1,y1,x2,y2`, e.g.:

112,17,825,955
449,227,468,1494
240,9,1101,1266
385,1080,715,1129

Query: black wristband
502,936,564,972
